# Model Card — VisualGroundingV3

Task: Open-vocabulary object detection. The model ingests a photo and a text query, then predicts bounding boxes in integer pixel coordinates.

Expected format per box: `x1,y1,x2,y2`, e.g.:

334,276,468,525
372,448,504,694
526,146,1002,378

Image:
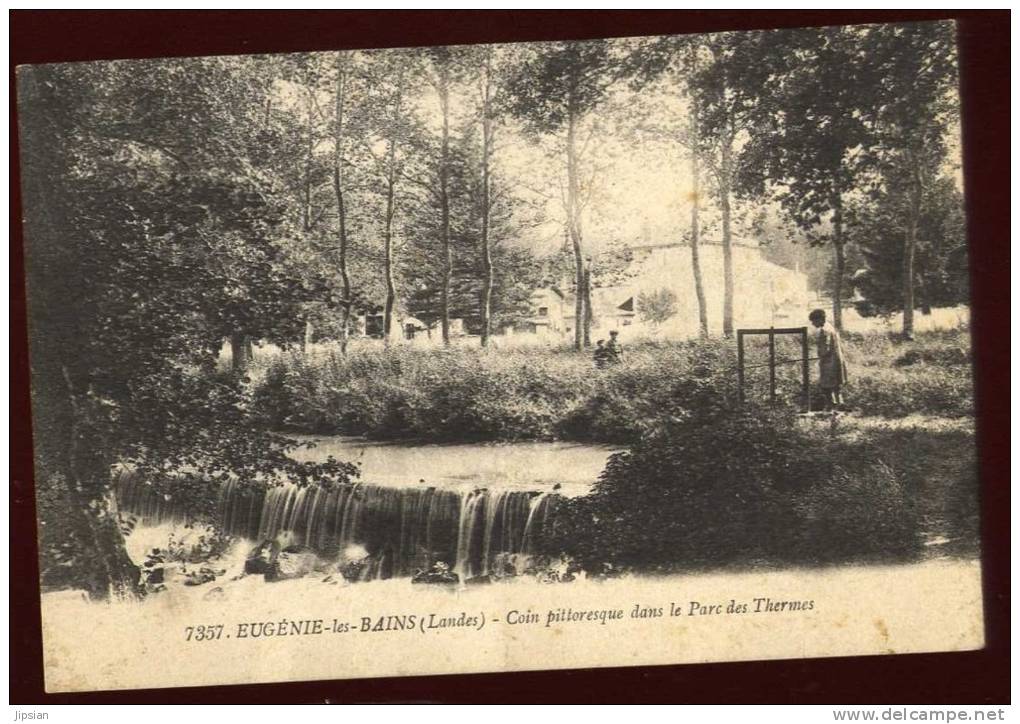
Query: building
518,288,568,337
523,237,811,340
363,312,467,343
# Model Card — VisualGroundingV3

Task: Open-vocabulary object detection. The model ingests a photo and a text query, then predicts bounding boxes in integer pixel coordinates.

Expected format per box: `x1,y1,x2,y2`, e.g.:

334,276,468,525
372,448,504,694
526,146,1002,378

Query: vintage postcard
17,19,984,693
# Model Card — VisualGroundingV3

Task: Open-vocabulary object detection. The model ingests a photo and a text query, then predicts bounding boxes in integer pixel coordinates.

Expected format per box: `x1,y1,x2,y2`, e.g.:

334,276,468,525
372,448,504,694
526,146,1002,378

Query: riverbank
249,328,974,444
112,407,977,595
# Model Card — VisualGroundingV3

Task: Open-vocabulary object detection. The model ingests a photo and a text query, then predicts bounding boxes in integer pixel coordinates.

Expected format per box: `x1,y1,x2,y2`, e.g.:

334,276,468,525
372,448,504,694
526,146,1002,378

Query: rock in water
244,539,280,576
183,567,221,586
338,559,366,583
411,561,459,585
267,546,319,582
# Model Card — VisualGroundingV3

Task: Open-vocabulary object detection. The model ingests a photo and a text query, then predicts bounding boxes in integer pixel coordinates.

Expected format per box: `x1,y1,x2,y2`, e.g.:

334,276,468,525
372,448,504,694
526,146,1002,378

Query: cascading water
115,468,560,581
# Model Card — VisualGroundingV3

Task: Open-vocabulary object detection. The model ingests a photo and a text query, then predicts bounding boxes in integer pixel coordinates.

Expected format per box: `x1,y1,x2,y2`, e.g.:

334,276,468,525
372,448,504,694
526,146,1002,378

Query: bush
791,459,919,564
543,401,931,574
545,404,808,571
851,368,974,418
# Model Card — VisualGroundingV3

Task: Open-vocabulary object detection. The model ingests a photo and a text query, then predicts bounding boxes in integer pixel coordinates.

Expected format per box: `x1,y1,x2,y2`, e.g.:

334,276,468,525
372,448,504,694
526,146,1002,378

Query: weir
115,469,560,581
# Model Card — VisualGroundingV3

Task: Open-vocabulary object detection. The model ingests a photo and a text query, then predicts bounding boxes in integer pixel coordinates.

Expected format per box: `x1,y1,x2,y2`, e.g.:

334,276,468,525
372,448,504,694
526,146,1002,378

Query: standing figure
593,339,609,369
605,330,623,365
809,309,848,410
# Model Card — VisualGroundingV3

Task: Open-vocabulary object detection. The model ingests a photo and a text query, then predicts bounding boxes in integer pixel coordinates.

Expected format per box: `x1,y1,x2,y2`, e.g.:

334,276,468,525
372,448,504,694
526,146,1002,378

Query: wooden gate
737,326,812,411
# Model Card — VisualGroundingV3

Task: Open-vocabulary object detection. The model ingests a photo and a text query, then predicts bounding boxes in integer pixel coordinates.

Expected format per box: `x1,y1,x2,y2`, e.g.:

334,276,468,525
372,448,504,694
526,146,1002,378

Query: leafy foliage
850,176,969,315
20,58,358,598
637,288,680,325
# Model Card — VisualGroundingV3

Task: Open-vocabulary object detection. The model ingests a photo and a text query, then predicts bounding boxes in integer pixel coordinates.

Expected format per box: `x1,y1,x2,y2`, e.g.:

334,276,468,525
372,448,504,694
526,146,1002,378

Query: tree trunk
230,333,250,375
582,260,593,347
21,71,140,601
720,135,735,338
479,51,495,348
62,367,141,600
302,86,315,234
20,70,140,601
832,197,845,332
689,94,709,339
382,68,406,346
902,154,922,340
75,488,140,601
334,52,353,354
302,319,314,353
438,66,452,346
566,93,586,351
383,176,397,345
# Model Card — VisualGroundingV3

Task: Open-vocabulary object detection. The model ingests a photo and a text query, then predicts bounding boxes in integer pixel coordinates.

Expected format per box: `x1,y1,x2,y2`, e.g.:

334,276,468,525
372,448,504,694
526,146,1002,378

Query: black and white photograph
15,13,991,695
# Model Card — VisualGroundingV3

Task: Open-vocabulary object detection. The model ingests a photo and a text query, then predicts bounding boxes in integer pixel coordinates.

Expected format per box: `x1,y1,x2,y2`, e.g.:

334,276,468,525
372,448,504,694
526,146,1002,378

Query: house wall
631,243,811,336
518,242,812,341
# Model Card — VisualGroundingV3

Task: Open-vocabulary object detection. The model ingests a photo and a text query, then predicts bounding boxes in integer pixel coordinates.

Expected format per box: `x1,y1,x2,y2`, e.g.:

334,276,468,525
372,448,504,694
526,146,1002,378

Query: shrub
851,367,974,418
543,400,937,573
791,459,920,564
544,399,817,572
828,328,974,418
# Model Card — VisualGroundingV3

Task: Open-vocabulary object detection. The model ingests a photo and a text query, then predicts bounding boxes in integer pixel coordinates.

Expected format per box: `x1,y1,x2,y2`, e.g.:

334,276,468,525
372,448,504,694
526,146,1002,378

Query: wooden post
800,326,810,413
768,327,776,404
737,330,745,404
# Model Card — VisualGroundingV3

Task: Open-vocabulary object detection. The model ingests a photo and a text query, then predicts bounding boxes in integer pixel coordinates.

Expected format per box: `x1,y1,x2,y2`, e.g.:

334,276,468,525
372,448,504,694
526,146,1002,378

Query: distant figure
604,330,623,365
809,309,848,410
593,339,609,369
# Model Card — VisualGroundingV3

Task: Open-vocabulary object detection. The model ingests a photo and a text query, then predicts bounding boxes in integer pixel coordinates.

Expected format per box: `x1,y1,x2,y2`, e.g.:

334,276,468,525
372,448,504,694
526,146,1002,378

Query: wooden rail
737,326,811,411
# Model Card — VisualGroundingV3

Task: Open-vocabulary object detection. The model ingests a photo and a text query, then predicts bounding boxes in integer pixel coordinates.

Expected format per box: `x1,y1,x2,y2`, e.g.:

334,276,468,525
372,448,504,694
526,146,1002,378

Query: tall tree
861,21,958,338
383,65,406,344
690,32,766,337
505,39,616,350
624,36,712,337
331,51,355,352
401,116,545,336
687,45,710,339
737,26,876,331
422,47,466,345
361,49,420,343
477,46,498,346
849,174,968,316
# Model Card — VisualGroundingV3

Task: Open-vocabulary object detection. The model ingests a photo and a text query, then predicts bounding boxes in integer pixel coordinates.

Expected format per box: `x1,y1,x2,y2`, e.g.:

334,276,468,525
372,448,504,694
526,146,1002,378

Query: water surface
289,436,621,496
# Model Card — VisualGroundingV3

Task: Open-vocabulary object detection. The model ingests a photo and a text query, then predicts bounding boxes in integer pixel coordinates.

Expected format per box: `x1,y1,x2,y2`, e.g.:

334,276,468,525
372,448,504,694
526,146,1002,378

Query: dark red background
9,10,1010,704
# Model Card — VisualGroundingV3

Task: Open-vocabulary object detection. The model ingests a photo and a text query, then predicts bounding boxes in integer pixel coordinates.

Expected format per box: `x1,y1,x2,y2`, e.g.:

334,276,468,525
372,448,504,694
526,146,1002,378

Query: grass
249,327,975,442
843,328,975,418
251,337,738,443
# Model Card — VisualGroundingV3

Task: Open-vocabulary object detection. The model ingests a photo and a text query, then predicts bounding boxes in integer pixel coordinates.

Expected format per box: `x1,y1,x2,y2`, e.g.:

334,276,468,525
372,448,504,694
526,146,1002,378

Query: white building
523,237,811,340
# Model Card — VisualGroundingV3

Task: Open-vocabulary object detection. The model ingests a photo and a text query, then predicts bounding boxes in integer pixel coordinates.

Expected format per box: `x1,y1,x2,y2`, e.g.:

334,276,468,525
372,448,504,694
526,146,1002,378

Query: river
117,436,623,581
287,436,621,497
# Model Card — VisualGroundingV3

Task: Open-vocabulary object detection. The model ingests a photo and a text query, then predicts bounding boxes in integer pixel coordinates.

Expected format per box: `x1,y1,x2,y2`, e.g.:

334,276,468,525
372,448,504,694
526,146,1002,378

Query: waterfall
115,469,561,581
114,468,191,525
